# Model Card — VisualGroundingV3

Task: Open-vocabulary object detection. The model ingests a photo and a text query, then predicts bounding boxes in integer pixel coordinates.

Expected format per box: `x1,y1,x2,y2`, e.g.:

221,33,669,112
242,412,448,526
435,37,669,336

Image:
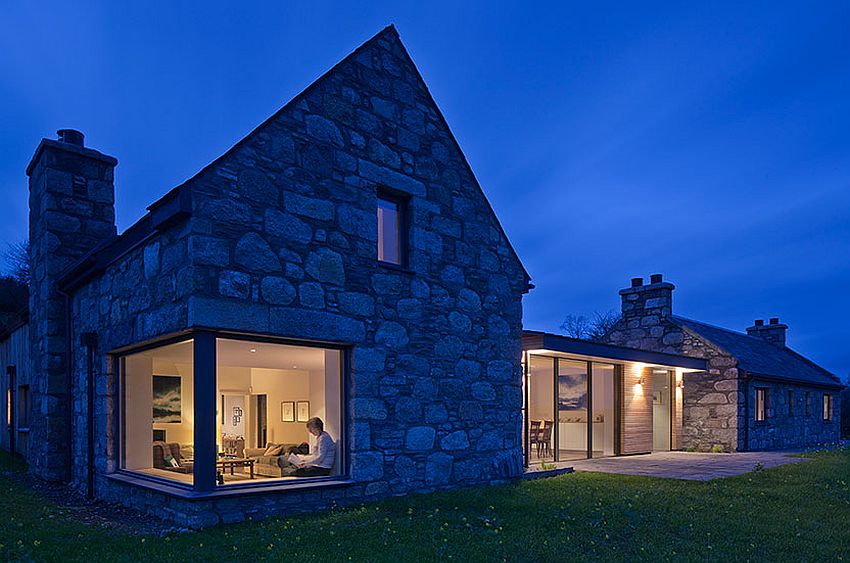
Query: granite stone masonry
19,26,531,526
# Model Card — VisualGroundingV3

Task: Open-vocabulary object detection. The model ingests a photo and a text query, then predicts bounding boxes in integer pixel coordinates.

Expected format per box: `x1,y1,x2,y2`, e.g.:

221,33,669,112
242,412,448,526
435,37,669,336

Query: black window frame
376,188,409,269
788,389,794,417
755,387,770,422
112,329,352,496
805,391,811,416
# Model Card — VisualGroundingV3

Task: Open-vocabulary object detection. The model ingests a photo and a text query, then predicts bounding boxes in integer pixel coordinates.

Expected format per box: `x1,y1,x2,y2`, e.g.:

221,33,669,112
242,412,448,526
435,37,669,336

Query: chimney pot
650,273,663,284
754,319,764,326
631,277,643,288
57,129,84,147
769,317,779,325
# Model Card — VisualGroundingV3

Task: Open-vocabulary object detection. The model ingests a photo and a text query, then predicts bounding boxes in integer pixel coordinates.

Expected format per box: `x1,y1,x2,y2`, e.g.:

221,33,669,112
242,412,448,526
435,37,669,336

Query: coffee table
216,457,255,479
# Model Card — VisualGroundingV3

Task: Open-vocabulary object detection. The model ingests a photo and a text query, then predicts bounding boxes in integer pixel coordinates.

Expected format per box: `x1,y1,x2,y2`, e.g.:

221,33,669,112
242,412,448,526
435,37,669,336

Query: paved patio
567,451,809,480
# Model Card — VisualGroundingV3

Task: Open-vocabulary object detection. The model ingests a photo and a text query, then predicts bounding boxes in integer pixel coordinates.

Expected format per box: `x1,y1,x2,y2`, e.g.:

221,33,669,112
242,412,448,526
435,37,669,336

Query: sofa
152,441,194,474
245,442,309,478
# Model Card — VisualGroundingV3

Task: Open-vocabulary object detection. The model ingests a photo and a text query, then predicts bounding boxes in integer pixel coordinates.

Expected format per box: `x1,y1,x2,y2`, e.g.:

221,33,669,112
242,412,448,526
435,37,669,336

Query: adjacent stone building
604,274,843,451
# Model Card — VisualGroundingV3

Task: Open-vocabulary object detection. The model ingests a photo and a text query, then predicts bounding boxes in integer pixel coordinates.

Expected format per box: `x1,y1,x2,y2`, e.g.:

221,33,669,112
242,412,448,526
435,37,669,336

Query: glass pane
591,363,616,457
215,338,342,484
558,360,588,461
528,355,554,463
377,198,400,264
123,339,194,485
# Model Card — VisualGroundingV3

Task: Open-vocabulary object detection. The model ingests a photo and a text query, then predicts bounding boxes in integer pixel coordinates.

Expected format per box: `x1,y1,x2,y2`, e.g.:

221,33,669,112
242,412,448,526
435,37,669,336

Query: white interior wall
250,368,312,445
124,355,153,470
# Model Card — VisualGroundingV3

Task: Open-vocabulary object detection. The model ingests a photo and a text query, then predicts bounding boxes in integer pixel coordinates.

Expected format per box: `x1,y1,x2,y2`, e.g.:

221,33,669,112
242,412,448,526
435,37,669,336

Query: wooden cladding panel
620,365,653,455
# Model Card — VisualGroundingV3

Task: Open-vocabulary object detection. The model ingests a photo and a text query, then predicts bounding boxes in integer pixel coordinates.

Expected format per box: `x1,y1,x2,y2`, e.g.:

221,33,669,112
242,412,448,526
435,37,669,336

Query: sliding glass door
557,360,588,461
527,356,555,462
525,354,617,464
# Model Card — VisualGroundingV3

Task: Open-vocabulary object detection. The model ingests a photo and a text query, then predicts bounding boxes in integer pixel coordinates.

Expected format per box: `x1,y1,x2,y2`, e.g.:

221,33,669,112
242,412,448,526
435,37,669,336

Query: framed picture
557,374,587,411
281,401,295,422
296,401,310,422
152,375,181,423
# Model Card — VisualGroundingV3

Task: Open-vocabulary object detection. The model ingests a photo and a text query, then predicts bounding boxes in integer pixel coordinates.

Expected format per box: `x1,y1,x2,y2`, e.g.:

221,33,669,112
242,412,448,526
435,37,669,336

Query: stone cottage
604,274,843,451
9,25,532,527
0,25,844,528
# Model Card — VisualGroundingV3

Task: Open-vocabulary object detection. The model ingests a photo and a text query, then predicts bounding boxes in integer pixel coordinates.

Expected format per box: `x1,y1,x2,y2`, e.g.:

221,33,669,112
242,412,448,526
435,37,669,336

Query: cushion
264,444,284,456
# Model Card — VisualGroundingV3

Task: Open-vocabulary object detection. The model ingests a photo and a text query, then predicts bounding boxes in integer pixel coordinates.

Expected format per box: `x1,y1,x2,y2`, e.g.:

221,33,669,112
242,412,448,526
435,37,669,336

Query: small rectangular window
806,391,811,416
788,390,794,417
823,394,833,422
377,196,403,265
755,388,769,421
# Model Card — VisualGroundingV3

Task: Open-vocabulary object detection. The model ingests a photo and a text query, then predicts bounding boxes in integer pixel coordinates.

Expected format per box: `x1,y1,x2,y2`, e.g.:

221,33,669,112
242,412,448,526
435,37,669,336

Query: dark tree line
0,240,29,332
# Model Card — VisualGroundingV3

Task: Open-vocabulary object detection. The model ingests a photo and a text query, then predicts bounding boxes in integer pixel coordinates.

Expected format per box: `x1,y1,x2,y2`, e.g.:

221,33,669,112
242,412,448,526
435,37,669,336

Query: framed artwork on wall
281,401,295,422
296,401,310,422
152,375,181,423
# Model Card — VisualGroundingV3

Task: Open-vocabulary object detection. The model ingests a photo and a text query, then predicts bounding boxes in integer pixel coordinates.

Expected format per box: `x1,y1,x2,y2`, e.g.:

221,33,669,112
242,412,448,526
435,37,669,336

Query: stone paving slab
568,451,809,480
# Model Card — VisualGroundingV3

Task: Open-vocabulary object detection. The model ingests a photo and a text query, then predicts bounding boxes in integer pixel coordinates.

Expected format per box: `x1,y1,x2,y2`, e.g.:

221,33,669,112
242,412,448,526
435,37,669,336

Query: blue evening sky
1,2,848,376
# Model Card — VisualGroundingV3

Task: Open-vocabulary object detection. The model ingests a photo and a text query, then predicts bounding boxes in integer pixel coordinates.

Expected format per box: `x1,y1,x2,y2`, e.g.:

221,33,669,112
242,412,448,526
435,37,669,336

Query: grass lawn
1,450,848,562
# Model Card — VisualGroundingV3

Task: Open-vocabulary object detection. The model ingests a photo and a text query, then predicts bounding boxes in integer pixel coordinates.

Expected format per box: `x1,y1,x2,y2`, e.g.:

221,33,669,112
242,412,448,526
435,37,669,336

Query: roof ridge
673,315,764,342
674,315,842,387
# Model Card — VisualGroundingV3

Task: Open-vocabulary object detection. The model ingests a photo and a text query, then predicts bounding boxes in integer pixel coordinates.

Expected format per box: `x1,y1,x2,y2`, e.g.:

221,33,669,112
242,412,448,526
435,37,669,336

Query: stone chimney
746,317,787,348
619,273,675,328
26,130,117,481
606,274,681,352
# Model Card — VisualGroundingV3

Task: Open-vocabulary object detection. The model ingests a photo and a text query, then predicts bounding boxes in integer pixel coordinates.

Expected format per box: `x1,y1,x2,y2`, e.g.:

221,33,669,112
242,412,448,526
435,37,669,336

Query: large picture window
120,335,344,489
215,338,342,483
122,339,196,485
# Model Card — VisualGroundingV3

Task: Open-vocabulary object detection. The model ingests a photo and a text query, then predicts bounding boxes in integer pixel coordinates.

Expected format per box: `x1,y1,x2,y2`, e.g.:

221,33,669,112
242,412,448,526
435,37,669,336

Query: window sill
107,470,354,500
378,260,413,274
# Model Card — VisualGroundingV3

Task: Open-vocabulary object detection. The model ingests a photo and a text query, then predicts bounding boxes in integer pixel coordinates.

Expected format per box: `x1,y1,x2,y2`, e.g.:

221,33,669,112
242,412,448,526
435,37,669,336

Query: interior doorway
652,369,673,451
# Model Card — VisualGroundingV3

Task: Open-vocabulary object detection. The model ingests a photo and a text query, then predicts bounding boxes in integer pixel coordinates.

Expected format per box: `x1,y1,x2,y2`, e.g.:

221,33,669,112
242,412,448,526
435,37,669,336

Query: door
255,394,268,448
652,369,672,451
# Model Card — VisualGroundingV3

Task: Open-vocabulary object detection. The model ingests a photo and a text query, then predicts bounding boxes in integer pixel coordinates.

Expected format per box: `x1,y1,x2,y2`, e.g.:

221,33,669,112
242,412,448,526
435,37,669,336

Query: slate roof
673,316,843,389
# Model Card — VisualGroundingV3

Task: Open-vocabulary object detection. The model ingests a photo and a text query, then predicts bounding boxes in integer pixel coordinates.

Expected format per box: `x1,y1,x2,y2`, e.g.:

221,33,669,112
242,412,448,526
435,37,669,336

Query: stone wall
605,276,741,452
69,214,193,490
27,137,117,481
63,26,528,525
745,381,841,450
679,329,740,451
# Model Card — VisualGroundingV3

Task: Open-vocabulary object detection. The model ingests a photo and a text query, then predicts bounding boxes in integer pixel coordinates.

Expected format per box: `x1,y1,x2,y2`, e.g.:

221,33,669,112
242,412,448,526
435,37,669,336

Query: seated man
285,417,335,477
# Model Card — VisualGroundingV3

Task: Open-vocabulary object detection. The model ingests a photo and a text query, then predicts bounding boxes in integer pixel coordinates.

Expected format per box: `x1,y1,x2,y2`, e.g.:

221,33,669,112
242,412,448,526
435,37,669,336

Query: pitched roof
175,25,531,283
673,316,843,389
